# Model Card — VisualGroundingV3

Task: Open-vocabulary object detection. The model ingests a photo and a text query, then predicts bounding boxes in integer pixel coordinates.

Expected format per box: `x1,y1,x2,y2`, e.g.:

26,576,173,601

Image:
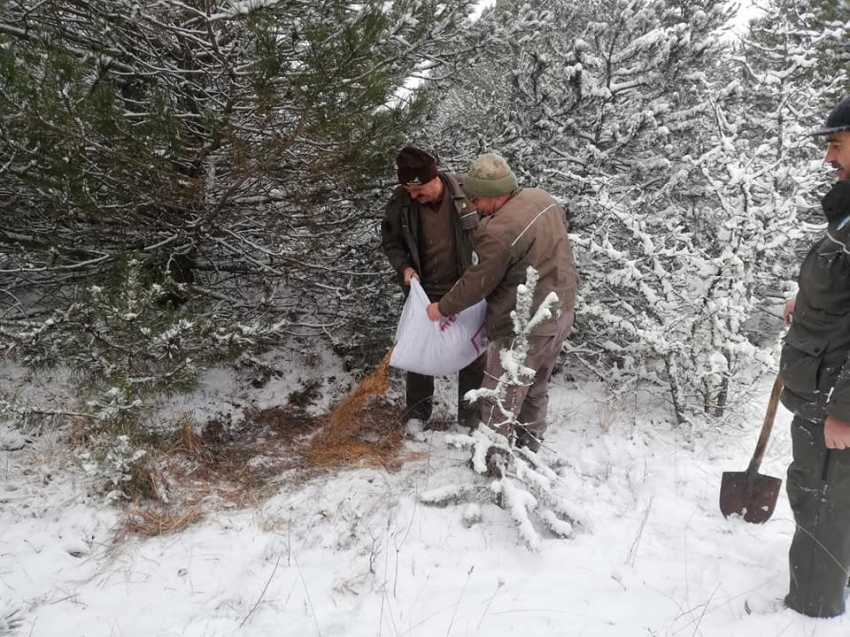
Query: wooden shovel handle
747,374,784,475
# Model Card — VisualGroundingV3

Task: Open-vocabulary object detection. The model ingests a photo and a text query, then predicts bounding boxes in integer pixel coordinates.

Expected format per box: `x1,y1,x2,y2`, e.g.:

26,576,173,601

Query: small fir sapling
420,267,588,548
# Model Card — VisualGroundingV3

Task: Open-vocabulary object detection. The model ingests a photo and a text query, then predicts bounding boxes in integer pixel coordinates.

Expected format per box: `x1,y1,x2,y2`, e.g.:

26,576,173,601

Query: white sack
390,279,488,376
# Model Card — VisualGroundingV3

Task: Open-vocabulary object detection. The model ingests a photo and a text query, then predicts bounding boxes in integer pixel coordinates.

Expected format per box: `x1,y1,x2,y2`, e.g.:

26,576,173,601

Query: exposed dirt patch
118,374,414,538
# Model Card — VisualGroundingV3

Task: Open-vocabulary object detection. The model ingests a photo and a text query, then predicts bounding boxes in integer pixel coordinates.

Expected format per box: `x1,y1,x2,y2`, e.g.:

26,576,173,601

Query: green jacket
380,172,478,287
780,181,850,423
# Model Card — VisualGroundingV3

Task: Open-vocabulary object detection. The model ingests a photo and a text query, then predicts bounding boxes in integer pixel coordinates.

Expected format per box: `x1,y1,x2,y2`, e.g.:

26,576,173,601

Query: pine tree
665,0,850,417
1,0,523,447
0,0,487,381
425,0,754,423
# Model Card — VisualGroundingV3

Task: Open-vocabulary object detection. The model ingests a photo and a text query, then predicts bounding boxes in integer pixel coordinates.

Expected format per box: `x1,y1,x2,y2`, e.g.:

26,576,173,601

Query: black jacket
780,180,850,422
380,172,478,288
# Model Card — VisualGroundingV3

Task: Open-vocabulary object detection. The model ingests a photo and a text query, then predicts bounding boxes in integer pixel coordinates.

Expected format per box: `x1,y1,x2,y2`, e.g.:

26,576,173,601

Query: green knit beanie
463,153,518,199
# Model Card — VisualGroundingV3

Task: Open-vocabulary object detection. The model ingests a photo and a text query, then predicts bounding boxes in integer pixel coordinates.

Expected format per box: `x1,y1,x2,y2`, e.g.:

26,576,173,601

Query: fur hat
810,96,850,136
396,146,438,186
463,153,518,199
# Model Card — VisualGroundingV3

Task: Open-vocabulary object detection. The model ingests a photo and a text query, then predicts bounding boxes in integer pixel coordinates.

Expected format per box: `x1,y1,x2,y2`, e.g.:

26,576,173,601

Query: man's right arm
438,231,509,316
380,191,413,280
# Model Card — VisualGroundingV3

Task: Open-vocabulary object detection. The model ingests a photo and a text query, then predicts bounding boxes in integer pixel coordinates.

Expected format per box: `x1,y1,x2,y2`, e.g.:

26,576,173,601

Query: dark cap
396,146,438,186
809,96,850,136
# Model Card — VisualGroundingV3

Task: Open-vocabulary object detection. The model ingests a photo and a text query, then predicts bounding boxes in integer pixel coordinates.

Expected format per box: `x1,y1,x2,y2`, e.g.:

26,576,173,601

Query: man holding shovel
776,95,850,618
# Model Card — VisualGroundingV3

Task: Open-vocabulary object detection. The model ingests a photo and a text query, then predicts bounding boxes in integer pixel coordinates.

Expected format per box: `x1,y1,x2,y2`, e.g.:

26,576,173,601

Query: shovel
719,374,784,524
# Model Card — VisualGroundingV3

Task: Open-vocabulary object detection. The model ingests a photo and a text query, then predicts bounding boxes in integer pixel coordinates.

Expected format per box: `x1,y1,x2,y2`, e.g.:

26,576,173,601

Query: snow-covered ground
2,350,848,637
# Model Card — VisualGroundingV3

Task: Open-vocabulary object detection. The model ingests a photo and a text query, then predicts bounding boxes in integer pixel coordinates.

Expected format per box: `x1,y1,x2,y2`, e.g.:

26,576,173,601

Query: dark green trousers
404,354,485,428
786,416,850,617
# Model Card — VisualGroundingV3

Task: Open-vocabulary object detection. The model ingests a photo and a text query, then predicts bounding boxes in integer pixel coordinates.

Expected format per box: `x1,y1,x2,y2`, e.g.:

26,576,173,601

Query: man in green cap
425,153,578,451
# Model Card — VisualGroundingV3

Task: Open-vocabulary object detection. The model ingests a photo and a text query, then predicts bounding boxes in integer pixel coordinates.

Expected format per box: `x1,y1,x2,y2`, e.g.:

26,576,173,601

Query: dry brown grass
115,403,316,537
177,413,206,457
119,506,204,538
116,350,415,538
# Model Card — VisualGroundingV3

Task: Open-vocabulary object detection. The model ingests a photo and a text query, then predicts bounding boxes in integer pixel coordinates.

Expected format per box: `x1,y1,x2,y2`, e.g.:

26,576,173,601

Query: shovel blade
719,470,782,524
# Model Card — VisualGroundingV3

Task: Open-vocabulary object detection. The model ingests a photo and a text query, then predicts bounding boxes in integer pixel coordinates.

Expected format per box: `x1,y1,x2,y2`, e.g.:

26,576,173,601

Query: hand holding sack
390,279,487,376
